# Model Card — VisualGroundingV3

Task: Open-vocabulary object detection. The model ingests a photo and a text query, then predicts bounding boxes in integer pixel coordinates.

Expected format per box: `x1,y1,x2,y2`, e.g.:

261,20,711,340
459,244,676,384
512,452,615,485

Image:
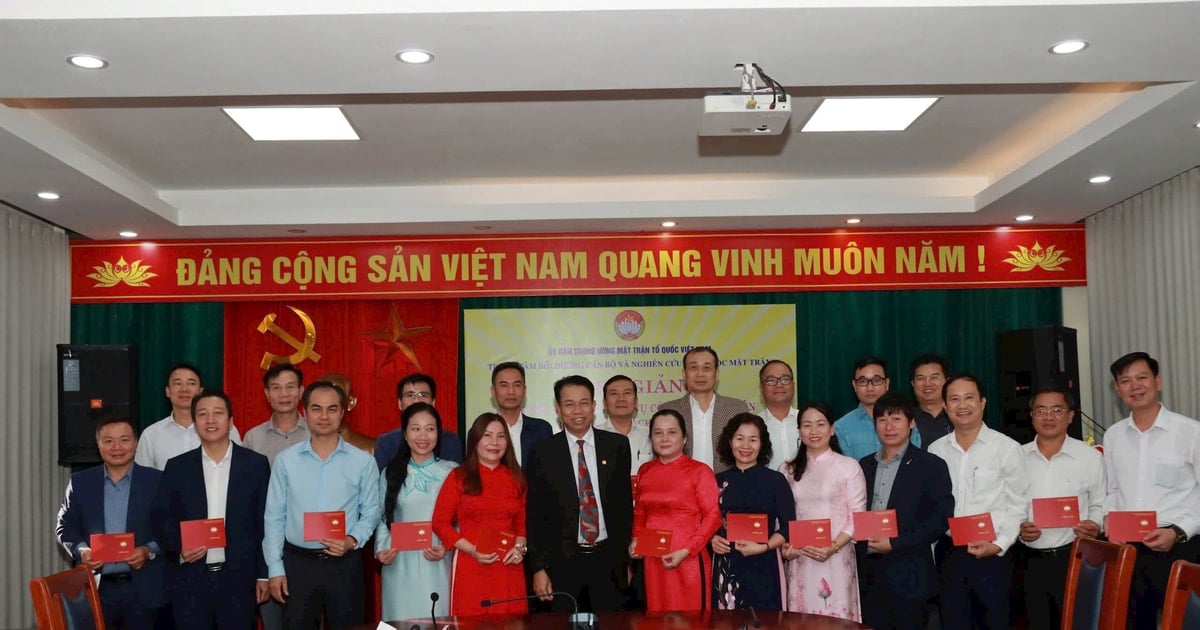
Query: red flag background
222,298,461,439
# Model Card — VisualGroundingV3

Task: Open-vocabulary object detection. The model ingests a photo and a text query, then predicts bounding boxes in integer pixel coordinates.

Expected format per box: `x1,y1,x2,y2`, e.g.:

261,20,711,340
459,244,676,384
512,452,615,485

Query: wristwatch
1169,525,1188,544
144,546,157,561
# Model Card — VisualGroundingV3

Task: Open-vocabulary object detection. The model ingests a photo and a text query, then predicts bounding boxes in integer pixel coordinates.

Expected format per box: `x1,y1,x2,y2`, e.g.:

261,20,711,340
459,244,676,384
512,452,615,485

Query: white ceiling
1,1,1198,240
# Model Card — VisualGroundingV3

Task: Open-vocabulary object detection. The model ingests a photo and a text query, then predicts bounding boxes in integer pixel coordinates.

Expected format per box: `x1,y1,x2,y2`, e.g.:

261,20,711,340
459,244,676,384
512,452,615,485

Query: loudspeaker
996,326,1081,444
56,344,138,465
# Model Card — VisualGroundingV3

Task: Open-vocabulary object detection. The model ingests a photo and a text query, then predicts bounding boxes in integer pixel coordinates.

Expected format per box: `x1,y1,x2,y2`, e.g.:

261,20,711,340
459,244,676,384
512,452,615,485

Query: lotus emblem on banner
1003,242,1071,272
613,310,645,340
87,256,158,287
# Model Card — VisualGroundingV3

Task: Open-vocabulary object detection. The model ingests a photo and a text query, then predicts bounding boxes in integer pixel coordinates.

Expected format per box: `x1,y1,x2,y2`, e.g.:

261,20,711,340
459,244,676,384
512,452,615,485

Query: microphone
744,606,762,630
481,592,594,628
430,592,440,629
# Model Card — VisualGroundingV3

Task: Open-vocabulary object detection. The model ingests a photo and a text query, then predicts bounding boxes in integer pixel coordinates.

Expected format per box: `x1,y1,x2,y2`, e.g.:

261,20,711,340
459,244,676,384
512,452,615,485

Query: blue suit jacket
856,446,955,600
56,463,167,609
520,415,554,470
152,444,270,619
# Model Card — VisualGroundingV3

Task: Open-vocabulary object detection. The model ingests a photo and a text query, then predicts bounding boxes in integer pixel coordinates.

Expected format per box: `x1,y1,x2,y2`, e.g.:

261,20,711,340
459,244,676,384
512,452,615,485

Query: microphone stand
481,592,596,629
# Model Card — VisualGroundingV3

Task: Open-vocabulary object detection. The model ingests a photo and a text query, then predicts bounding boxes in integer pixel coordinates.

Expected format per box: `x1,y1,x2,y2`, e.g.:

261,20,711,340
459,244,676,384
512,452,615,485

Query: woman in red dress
629,408,721,612
432,413,528,616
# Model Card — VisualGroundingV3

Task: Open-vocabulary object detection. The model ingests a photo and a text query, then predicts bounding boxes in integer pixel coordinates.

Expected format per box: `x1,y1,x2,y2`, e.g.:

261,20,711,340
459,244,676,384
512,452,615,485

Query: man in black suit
856,392,955,630
491,361,553,468
527,375,634,613
57,416,167,629
153,389,271,629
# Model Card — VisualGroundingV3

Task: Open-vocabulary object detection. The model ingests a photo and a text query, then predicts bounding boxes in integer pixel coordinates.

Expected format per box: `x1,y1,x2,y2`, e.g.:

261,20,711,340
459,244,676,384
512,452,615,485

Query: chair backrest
1060,537,1136,630
1162,560,1200,630
29,565,105,630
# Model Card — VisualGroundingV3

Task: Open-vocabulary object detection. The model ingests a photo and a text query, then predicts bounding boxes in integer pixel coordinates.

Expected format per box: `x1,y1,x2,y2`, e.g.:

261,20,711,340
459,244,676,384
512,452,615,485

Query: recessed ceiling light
222,107,359,141
1015,215,1035,222
1194,121,1200,128
67,54,108,69
396,49,434,64
37,191,61,200
118,230,138,238
801,97,939,132
661,221,677,228
845,218,862,224
1049,40,1089,55
1089,175,1112,184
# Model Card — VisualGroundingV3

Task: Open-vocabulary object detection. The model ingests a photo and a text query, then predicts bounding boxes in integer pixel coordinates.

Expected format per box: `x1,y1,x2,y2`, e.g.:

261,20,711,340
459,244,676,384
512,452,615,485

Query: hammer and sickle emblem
257,306,322,369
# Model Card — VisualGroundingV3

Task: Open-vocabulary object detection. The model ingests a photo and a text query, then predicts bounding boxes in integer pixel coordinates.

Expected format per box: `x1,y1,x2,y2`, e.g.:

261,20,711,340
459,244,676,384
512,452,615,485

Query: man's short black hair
908,353,950,381
758,360,794,380
262,363,303,388
852,356,888,378
554,375,595,403
302,381,346,407
942,373,986,401
602,374,637,396
1029,387,1077,411
1109,351,1159,380
872,392,916,421
190,389,234,419
95,415,138,439
491,361,525,385
397,373,437,400
683,346,719,366
165,362,202,386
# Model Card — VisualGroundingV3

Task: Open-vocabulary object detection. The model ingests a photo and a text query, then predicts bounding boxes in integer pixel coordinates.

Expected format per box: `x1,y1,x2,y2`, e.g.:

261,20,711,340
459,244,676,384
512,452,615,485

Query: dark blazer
526,429,633,583
152,444,270,622
656,393,751,473
855,445,954,600
56,463,167,609
520,414,554,470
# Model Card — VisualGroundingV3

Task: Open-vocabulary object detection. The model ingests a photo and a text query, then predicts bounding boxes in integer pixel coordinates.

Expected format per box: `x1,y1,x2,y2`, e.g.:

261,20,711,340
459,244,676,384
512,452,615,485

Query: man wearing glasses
757,360,800,470
836,357,920,460
909,354,953,450
1017,388,1104,630
373,373,464,470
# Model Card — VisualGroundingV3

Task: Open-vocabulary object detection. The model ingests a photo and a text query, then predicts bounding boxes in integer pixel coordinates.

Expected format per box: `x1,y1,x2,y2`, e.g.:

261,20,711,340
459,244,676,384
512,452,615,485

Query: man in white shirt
136,363,241,470
928,374,1028,630
656,346,750,473
756,360,799,471
1102,351,1200,628
1017,388,1104,630
595,374,653,470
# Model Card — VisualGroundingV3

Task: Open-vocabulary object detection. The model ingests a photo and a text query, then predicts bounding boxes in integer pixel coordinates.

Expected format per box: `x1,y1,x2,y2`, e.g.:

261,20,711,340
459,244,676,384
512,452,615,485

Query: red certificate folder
853,510,899,540
949,513,997,545
788,519,832,548
726,513,769,543
390,521,434,551
1032,496,1081,529
89,533,135,563
180,518,226,549
475,527,515,555
303,511,346,541
635,528,673,558
1107,510,1157,543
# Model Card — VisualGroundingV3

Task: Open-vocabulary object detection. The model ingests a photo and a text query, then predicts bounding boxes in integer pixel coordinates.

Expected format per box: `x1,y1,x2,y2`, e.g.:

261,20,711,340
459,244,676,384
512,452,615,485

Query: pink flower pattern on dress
818,577,832,608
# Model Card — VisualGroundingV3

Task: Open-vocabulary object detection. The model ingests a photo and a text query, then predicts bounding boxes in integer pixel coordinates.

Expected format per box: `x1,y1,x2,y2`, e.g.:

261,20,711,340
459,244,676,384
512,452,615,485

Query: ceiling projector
699,92,792,136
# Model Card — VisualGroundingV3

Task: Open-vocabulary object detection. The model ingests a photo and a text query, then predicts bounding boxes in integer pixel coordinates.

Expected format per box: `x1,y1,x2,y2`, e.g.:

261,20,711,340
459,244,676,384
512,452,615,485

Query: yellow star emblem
363,306,431,373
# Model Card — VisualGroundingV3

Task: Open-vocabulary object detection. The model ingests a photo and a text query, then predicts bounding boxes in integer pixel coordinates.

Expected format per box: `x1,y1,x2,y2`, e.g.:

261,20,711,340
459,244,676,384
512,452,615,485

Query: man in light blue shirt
264,381,380,628
835,357,920,460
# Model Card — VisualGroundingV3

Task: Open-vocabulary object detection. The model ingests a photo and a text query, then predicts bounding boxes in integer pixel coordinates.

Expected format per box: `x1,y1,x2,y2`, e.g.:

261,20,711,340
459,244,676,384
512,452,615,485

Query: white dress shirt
135,414,242,470
1103,405,1200,537
1021,436,1106,549
201,442,233,563
508,415,526,465
689,396,716,468
594,418,653,469
929,425,1029,554
759,406,800,472
565,428,609,543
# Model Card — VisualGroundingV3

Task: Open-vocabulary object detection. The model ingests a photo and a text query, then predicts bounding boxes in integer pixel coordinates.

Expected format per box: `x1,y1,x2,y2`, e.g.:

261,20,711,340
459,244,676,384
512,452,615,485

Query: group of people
54,347,1199,630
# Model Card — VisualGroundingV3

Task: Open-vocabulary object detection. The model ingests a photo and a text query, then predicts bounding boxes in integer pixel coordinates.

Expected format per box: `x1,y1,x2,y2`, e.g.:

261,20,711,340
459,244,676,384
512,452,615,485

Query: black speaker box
996,326,1081,444
56,344,138,465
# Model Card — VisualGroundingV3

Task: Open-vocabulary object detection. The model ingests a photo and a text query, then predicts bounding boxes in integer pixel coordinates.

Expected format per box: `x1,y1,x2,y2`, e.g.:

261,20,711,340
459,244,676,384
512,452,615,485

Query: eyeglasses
912,374,944,384
401,391,431,401
853,376,887,387
1031,406,1069,416
761,376,793,386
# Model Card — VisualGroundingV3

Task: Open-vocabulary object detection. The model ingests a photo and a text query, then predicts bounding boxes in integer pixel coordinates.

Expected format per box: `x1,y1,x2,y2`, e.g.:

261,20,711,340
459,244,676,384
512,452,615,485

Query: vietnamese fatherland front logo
87,256,158,287
613,310,645,341
1003,242,1071,272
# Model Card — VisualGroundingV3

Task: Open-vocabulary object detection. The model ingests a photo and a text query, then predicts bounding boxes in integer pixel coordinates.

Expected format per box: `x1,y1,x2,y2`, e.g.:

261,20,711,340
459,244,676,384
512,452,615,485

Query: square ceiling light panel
223,106,360,141
800,97,939,132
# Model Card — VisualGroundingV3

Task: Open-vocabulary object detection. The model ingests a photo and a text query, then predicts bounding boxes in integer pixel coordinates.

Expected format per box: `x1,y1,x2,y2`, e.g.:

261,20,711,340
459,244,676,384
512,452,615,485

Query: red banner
71,226,1085,303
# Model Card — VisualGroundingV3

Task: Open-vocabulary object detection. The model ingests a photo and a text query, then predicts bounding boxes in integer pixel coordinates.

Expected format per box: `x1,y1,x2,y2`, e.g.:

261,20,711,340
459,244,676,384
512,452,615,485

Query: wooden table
373,610,868,630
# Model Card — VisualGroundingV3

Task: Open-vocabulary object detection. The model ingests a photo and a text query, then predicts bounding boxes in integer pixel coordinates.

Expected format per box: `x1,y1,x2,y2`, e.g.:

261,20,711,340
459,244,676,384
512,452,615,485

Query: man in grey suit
655,346,750,472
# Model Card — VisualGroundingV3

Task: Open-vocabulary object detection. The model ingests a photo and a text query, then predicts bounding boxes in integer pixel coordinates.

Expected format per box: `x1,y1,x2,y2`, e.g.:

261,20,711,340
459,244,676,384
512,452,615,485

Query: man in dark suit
656,346,750,473
57,416,167,629
491,361,553,468
373,372,464,469
856,392,955,630
153,389,271,629
527,375,634,613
